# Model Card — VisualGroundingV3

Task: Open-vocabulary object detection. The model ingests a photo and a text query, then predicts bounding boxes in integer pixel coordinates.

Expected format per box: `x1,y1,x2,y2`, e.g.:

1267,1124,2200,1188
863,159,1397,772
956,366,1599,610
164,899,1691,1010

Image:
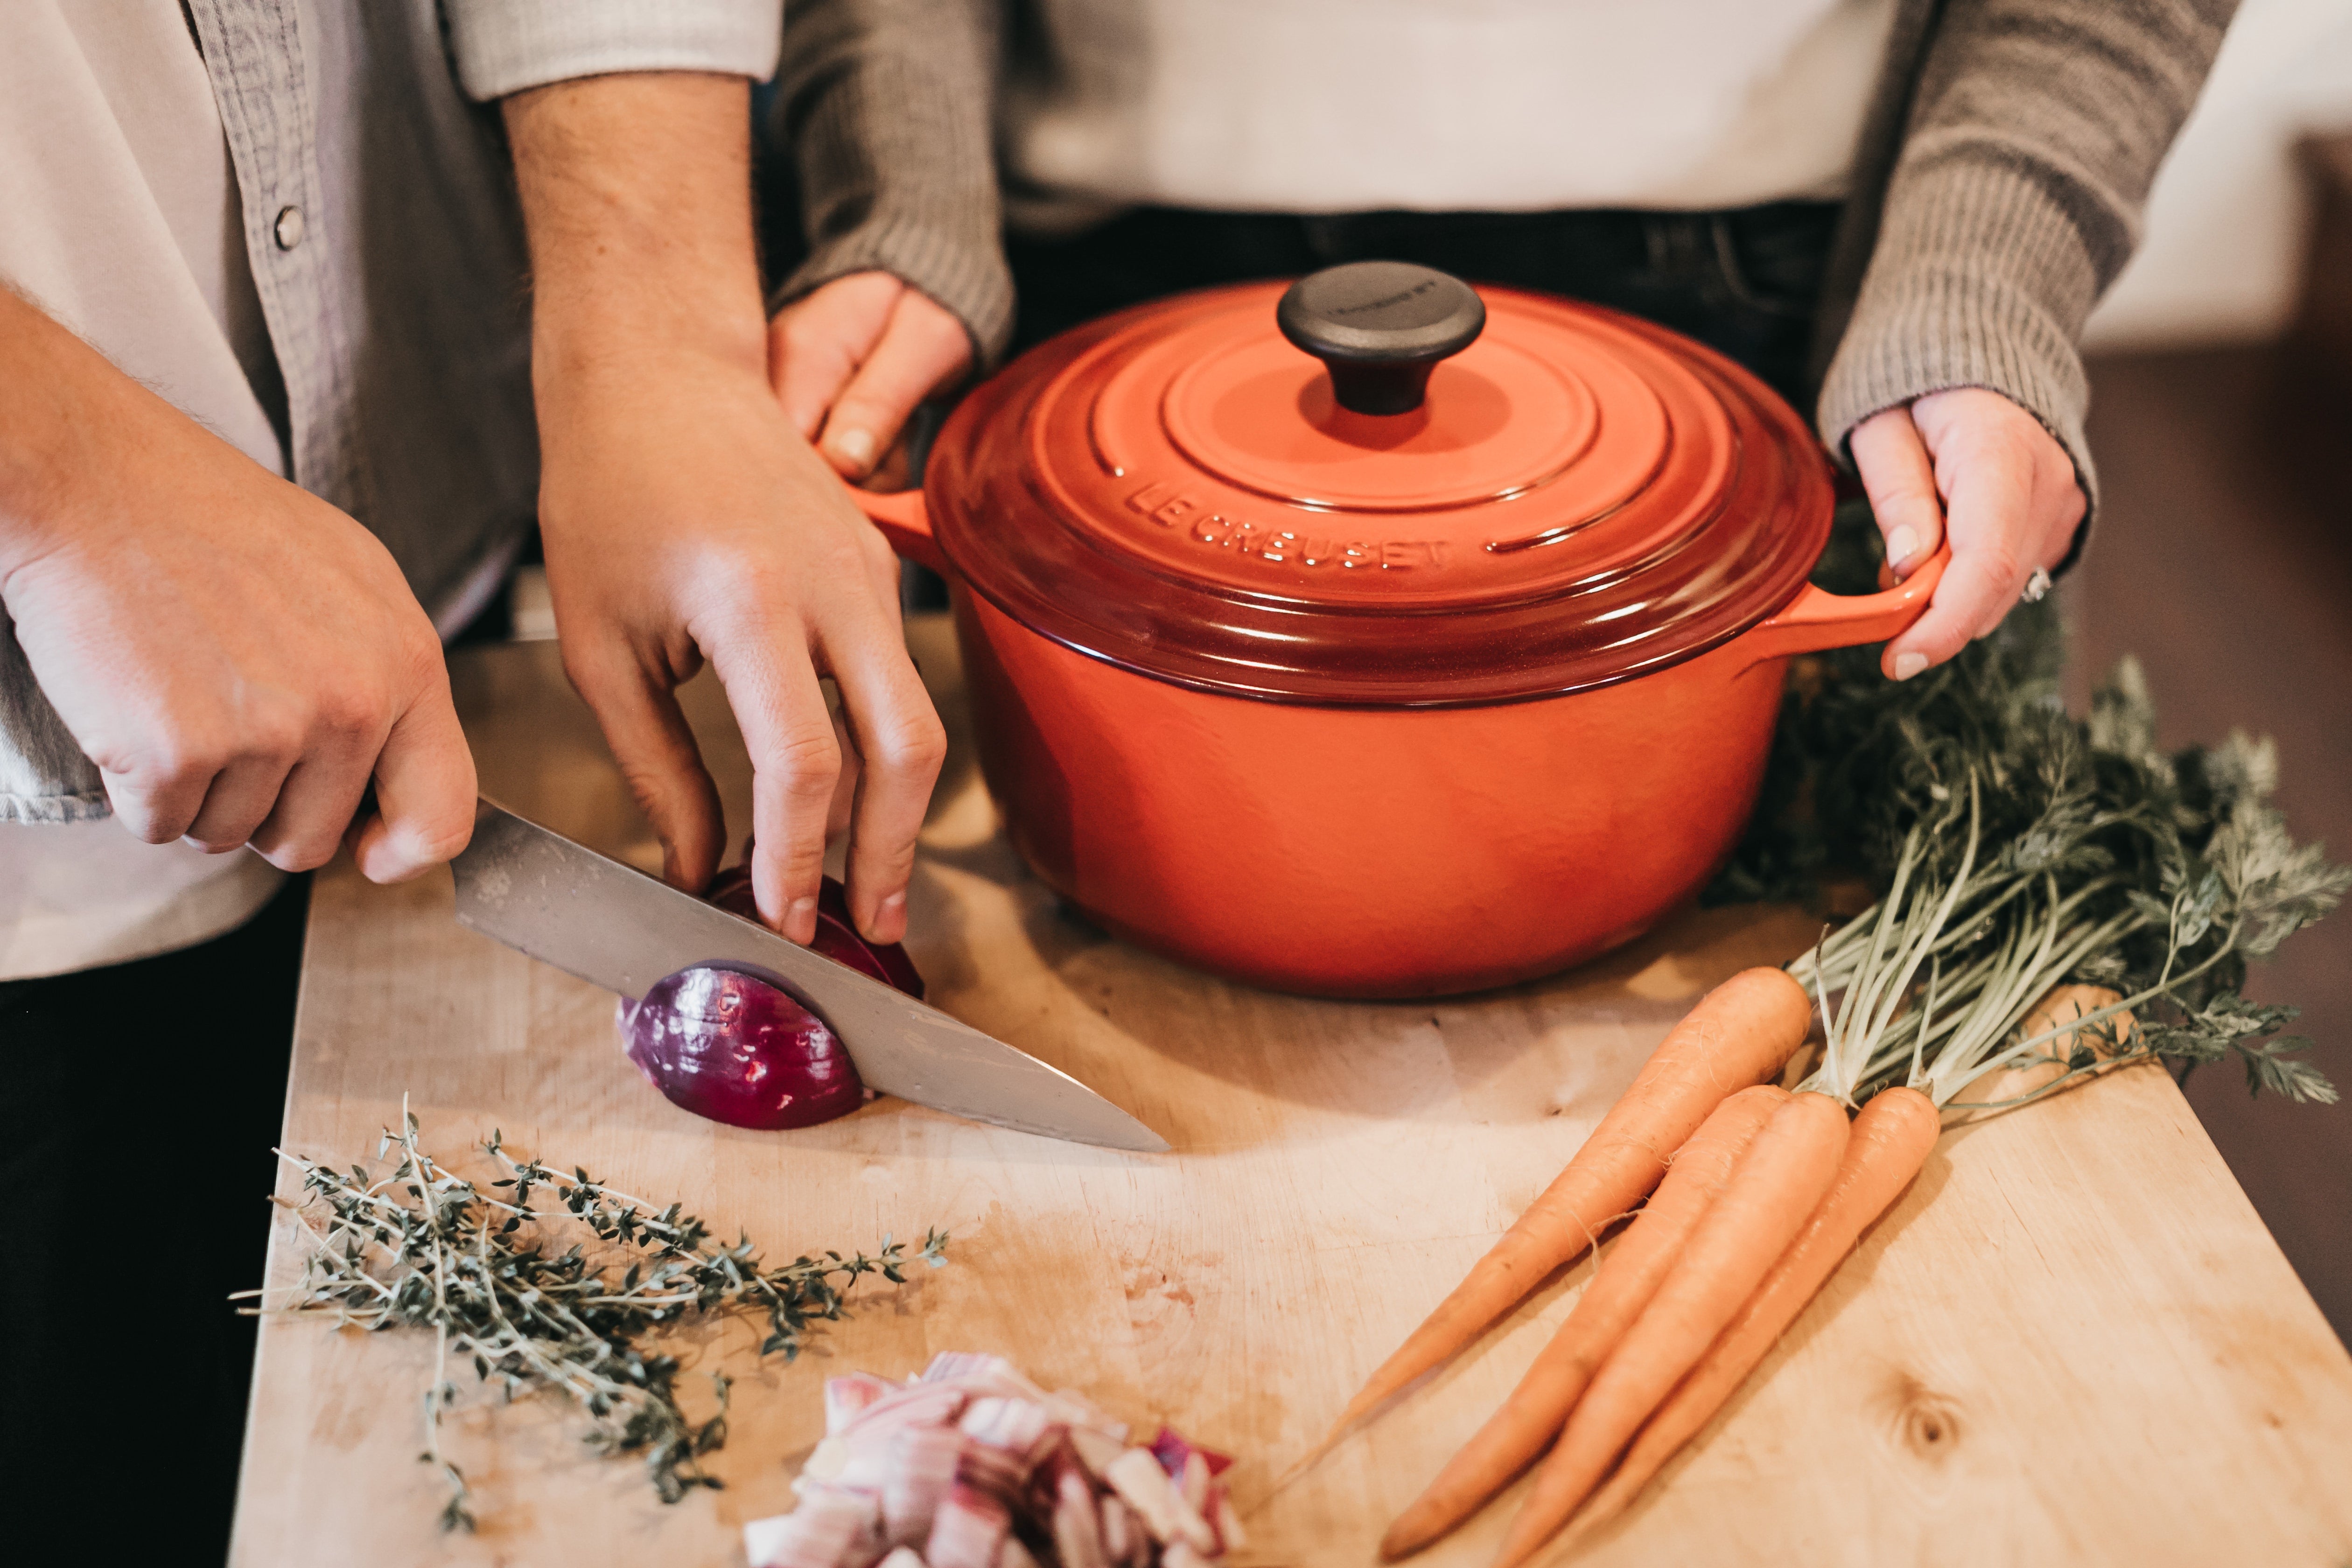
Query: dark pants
1005,201,1842,406
0,873,310,1563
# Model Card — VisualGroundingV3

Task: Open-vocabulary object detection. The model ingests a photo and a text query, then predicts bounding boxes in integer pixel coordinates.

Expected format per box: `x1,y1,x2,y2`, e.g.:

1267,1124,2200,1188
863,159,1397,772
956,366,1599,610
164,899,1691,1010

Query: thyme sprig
242,1103,947,1530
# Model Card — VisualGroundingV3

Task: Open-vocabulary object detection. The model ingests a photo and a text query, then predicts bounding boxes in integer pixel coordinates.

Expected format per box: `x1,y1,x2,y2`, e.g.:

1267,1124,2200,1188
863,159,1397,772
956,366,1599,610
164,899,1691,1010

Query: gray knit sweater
772,0,2240,517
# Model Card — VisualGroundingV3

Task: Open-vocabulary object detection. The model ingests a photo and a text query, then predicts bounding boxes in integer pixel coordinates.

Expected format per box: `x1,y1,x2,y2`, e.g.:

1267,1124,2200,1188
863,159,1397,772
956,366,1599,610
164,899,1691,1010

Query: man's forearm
503,72,770,390
0,281,476,878
0,287,109,570
492,68,944,941
0,286,187,582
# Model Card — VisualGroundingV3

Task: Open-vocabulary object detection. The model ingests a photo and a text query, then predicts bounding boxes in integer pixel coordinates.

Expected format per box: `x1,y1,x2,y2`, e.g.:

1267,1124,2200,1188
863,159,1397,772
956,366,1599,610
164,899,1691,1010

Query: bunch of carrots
1319,967,2114,1564
1316,709,2346,1562
1315,964,1937,1566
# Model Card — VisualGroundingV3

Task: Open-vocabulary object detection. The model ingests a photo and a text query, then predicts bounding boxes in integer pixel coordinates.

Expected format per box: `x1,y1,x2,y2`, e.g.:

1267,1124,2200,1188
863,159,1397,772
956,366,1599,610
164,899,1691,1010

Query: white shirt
0,2,286,980
1003,0,1899,222
0,0,785,980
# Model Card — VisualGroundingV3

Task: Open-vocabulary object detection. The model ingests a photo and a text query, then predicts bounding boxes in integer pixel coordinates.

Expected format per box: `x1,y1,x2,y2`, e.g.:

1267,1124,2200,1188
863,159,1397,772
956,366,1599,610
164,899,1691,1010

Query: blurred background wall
2064,0,2352,1347
2086,0,2352,348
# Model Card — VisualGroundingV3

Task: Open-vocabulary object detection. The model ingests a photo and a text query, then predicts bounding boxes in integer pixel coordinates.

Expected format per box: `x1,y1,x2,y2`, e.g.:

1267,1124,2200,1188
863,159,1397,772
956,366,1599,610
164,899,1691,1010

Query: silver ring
2020,566,2052,604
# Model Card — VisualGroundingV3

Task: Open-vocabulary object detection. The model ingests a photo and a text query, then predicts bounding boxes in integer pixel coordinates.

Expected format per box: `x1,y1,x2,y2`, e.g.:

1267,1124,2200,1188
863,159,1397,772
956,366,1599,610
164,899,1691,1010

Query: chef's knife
448,799,1167,1152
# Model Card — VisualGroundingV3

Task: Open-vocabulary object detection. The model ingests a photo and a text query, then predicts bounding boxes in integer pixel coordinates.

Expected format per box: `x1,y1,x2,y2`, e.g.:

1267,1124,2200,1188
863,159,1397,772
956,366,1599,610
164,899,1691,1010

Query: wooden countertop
231,620,2352,1567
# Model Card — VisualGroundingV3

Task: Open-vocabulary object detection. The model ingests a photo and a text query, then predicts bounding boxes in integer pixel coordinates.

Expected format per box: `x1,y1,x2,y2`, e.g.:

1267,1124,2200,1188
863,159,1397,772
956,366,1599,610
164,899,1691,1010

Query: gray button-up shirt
0,0,782,824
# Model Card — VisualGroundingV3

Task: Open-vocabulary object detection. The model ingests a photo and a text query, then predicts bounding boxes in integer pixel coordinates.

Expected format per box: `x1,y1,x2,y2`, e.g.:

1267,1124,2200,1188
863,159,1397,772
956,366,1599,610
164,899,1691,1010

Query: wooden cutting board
231,620,2352,1568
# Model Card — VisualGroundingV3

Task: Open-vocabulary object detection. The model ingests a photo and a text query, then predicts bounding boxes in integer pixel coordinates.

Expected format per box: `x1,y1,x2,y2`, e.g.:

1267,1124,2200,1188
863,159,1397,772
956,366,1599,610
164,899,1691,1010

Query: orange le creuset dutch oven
853,262,1943,999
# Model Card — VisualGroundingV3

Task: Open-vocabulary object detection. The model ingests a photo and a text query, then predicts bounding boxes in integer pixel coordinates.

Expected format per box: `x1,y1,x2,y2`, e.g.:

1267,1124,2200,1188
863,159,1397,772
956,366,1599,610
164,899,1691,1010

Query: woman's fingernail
1884,525,1921,569
1891,651,1929,681
831,428,875,471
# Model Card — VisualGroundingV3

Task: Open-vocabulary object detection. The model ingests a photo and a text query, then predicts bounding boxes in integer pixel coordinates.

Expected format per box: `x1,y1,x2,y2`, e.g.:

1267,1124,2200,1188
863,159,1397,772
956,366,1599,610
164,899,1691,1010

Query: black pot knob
1276,261,1487,416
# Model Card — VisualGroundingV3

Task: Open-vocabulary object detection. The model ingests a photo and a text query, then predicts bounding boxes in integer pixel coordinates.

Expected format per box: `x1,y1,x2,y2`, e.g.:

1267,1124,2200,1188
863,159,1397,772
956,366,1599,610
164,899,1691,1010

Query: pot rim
881,279,1922,709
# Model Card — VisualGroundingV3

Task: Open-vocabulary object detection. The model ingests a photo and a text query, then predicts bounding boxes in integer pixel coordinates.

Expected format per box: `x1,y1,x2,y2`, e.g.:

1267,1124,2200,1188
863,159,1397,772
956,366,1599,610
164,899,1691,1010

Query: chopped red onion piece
745,1514,793,1568
796,1435,851,1498
744,1487,884,1568
1042,1390,1128,1443
953,1441,1027,1507
1098,1496,1142,1568
1048,1455,1109,1568
1065,1427,1125,1483
827,1372,896,1435
846,1382,966,1438
920,1352,1045,1402
838,1428,900,1497
923,1480,1011,1568
959,1397,1055,1463
1148,1427,1233,1482
1208,1487,1246,1555
1177,1451,1211,1512
881,1423,965,1545
1104,1448,1216,1553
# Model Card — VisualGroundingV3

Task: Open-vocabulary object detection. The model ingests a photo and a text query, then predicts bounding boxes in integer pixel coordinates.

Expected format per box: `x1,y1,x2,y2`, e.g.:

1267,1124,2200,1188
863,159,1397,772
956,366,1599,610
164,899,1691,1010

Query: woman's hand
1849,387,2087,680
769,271,973,483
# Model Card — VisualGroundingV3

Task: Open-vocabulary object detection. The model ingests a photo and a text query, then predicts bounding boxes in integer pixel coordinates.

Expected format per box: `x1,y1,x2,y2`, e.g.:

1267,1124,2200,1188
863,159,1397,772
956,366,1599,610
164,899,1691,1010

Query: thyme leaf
241,1103,949,1528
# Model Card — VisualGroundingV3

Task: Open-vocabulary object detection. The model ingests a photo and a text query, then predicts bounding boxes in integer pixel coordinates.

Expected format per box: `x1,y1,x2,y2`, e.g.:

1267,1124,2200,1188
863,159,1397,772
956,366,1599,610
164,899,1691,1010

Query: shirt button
273,204,305,250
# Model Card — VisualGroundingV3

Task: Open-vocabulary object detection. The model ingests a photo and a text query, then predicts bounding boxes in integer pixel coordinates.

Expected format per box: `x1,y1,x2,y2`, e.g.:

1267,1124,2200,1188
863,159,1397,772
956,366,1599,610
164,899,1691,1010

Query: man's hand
0,289,474,880
770,271,973,483
1849,387,2087,680
505,76,945,947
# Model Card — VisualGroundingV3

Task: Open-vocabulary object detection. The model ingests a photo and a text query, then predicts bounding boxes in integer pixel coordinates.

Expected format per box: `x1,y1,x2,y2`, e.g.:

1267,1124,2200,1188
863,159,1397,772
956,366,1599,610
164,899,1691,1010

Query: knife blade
448,799,1167,1152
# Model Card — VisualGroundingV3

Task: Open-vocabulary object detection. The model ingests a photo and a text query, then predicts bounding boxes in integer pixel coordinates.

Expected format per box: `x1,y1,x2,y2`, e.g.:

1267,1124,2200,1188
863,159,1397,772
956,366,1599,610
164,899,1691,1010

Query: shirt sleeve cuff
772,222,1015,377
444,1,784,101
1817,153,2104,565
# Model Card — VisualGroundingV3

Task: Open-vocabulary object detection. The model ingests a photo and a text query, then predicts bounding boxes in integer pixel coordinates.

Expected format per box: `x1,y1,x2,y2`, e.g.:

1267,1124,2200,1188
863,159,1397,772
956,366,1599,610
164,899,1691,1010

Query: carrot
1323,969,1811,1449
1379,1084,1788,1560
1494,1091,1853,1568
1561,1085,1940,1551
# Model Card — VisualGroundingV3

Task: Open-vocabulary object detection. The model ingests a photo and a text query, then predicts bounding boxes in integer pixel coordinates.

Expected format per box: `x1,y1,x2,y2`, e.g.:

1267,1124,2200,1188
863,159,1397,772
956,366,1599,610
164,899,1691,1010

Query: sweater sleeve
441,1,784,100
1816,0,2240,527
770,0,1013,371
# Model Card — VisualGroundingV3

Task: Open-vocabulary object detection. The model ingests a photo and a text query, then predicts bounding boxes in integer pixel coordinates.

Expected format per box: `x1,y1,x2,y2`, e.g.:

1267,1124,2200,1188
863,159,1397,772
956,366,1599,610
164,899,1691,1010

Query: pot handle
850,485,949,577
1738,542,1952,670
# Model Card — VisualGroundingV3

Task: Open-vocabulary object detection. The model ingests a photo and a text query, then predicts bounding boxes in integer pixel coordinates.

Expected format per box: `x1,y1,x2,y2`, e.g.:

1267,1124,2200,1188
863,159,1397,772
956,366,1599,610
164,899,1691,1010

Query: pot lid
924,261,1833,707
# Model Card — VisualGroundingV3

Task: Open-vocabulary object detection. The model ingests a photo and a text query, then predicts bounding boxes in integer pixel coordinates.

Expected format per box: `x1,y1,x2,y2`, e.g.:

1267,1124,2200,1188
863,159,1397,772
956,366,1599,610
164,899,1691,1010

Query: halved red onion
619,867,924,1131
620,965,865,1130
707,865,926,1000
